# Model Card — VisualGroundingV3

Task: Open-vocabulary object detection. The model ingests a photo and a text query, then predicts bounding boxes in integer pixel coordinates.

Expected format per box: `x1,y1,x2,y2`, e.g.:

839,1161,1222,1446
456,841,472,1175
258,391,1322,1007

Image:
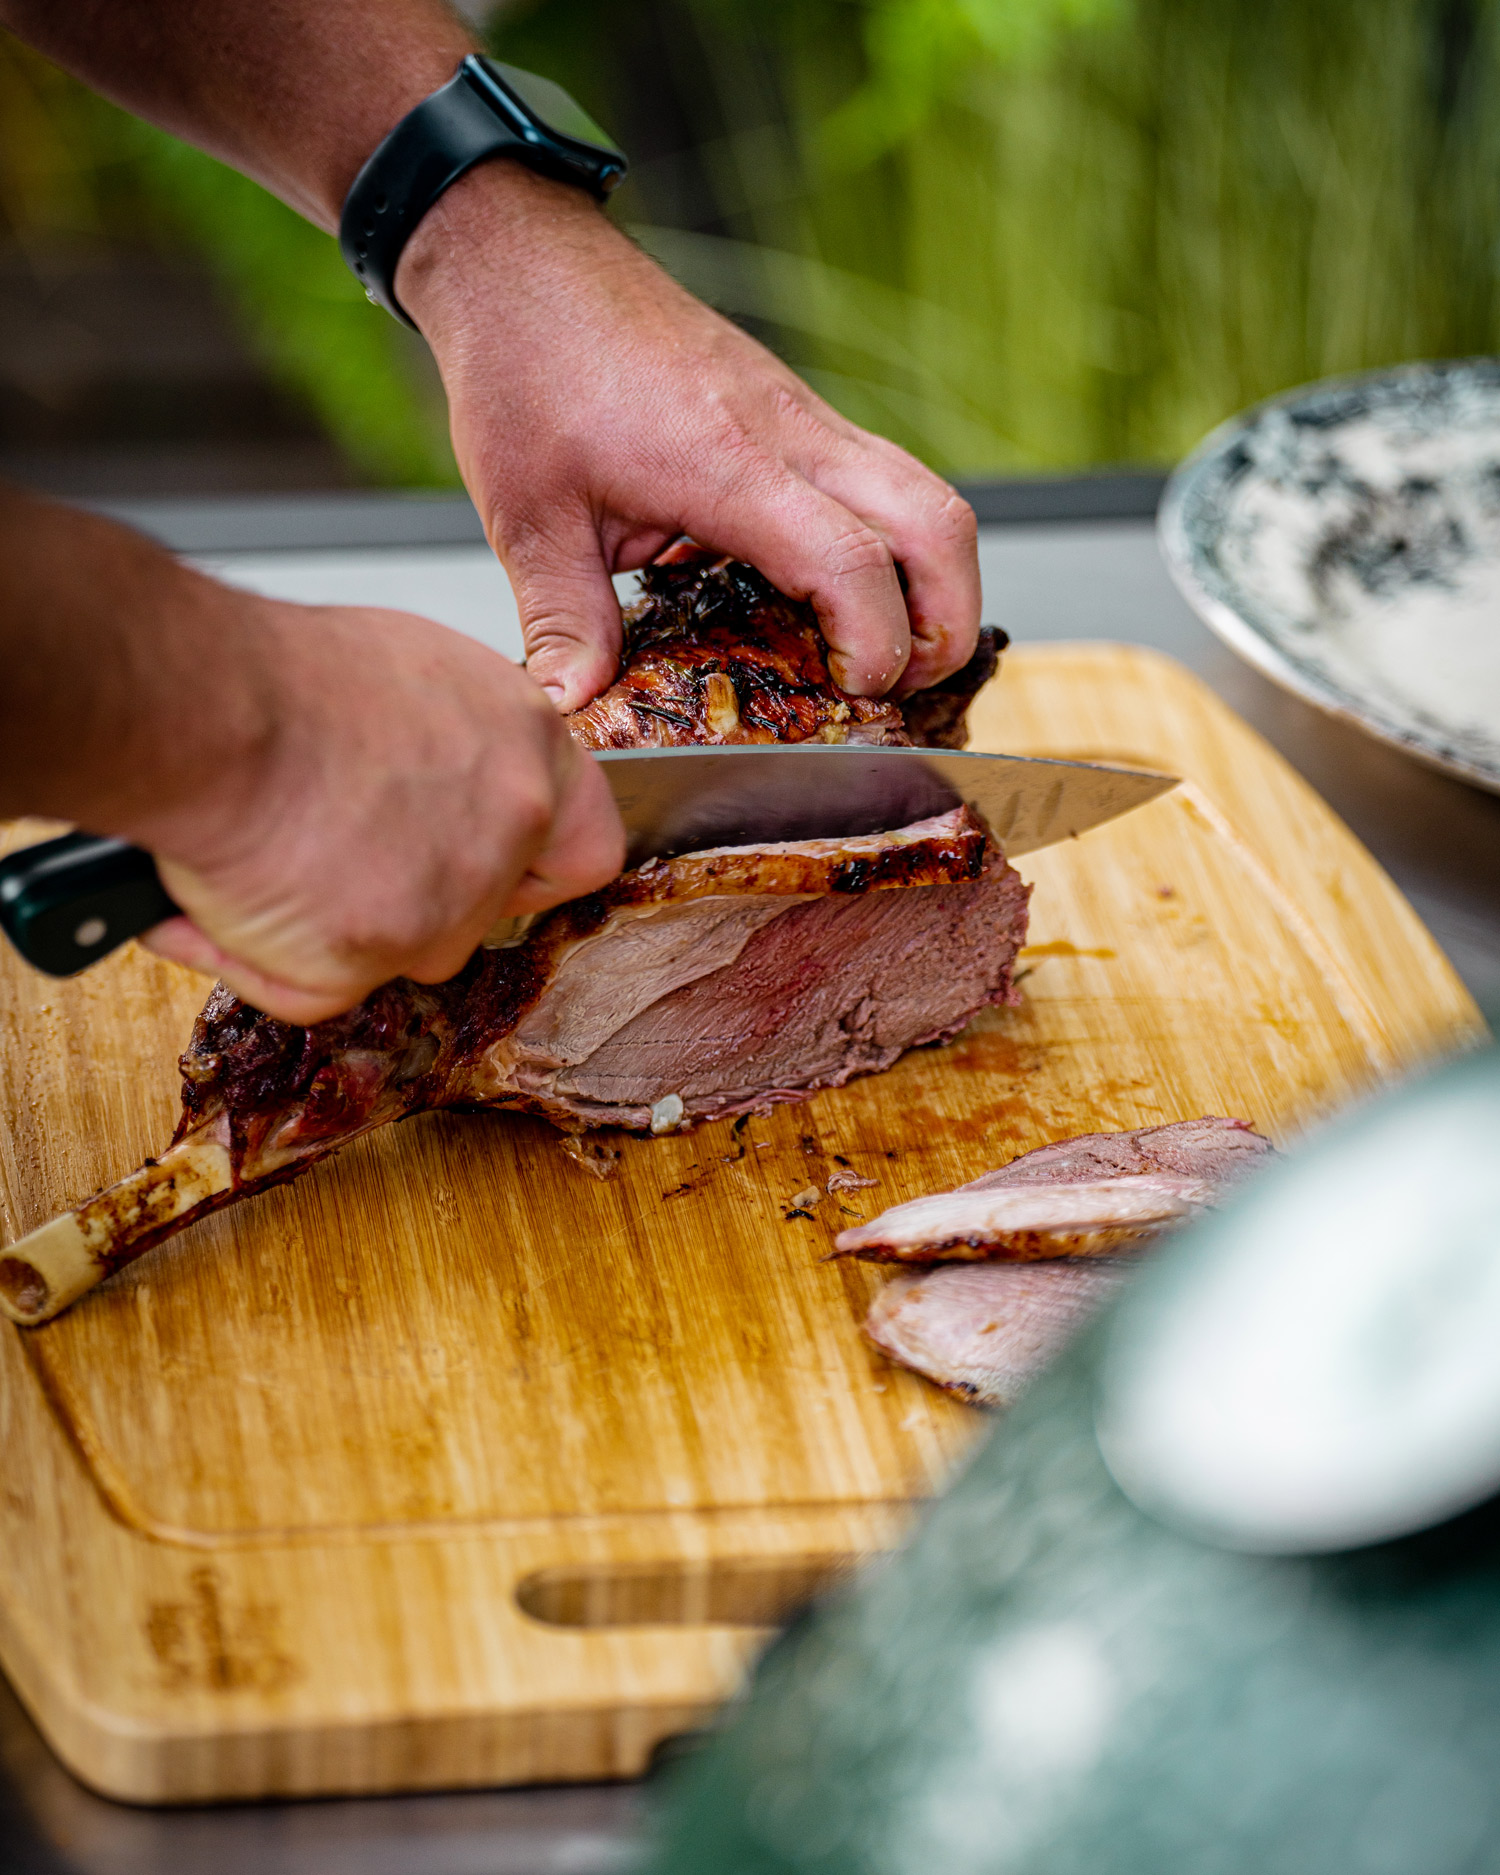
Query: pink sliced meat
838,1175,1221,1262
477,812,1029,1131
836,1117,1273,1262
961,1114,1273,1192
865,1261,1130,1408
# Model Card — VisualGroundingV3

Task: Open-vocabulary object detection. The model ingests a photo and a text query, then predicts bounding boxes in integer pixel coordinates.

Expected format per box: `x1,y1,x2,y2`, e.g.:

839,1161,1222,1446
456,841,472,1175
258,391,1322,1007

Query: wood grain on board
0,644,1484,1802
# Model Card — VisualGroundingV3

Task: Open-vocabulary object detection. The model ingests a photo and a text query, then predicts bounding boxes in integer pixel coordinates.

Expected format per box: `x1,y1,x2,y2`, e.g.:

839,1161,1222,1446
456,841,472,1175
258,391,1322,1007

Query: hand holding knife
0,745,1176,980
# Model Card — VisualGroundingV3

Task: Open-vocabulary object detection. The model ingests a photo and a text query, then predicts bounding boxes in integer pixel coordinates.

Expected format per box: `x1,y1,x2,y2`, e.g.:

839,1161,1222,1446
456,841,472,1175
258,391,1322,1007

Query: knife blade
0,745,1175,978
482,744,1176,946
593,743,1176,868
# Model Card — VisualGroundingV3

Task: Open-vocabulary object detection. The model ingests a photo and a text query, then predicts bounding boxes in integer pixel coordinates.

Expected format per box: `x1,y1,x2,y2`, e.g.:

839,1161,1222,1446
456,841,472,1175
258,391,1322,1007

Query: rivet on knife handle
0,833,181,977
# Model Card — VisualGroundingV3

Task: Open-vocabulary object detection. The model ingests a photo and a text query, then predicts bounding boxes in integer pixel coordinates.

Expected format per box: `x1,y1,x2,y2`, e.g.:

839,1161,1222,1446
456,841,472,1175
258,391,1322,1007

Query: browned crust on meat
549,806,993,919
897,628,1006,749
848,1224,1168,1263
564,550,1006,753
568,554,911,749
5,553,1020,1324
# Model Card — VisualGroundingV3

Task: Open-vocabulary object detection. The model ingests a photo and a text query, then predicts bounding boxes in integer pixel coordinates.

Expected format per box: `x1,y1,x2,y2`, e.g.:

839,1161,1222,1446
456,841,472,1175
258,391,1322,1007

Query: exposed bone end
0,1214,97,1324
0,1133,234,1326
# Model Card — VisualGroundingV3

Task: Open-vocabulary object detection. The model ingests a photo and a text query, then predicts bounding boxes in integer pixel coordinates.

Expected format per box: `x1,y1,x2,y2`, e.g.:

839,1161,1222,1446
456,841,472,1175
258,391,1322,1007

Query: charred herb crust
569,554,1006,750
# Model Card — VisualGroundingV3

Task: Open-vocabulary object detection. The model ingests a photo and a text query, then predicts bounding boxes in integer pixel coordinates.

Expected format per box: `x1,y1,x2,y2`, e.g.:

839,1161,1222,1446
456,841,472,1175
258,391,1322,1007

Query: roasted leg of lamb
0,556,1024,1325
854,1119,1274,1407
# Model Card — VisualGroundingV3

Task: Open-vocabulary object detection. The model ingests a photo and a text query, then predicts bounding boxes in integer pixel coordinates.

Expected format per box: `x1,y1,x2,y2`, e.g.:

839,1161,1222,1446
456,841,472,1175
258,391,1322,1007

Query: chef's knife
0,745,1176,978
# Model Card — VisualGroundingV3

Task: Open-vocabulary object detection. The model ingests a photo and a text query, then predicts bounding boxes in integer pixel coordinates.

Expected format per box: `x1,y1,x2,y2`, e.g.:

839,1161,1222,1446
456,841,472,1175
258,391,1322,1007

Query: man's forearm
0,0,475,228
0,484,625,1023
0,487,274,837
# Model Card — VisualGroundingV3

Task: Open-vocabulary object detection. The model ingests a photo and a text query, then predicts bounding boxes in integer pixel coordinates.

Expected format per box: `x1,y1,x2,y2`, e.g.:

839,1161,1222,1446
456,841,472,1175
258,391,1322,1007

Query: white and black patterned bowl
1160,359,1500,793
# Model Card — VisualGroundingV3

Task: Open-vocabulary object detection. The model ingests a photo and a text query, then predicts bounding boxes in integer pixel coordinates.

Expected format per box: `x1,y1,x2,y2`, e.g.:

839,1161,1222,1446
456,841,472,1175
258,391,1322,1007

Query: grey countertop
2,485,1495,1875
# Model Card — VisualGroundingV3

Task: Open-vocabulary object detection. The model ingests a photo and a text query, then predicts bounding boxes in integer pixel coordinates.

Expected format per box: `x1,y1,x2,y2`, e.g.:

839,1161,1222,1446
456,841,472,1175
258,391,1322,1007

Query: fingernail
831,657,897,697
541,682,567,708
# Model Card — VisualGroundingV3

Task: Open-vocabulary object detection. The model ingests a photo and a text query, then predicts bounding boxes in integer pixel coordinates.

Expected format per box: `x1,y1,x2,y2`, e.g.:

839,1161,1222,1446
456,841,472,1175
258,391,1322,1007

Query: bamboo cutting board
0,645,1484,1803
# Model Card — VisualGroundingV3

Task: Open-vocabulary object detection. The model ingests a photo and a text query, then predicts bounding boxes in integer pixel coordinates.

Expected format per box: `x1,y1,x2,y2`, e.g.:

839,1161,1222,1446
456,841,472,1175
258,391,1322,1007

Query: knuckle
771,384,803,423
519,620,595,686
405,939,478,988
521,618,581,663
712,431,773,491
770,382,831,434
520,606,588,650
929,487,979,549
824,523,895,585
504,778,555,845
334,904,431,968
695,402,782,485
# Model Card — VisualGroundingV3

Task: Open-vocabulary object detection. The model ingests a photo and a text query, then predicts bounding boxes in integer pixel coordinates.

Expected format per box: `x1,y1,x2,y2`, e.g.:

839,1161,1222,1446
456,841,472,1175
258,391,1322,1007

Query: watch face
1096,1050,1500,1554
483,60,619,156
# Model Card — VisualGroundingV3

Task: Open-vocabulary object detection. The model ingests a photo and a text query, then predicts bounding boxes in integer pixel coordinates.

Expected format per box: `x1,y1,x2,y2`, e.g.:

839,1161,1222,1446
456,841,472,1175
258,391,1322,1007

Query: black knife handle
0,833,181,977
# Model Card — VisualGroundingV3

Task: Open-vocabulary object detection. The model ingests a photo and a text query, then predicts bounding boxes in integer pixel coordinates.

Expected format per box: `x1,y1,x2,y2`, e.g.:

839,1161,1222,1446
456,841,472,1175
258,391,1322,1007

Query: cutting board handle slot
515,1552,870,1629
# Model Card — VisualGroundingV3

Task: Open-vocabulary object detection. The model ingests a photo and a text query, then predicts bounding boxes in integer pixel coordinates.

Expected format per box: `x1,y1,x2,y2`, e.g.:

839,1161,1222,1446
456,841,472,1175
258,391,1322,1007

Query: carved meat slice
855,1118,1275,1406
865,1261,1131,1408
840,1177,1221,1262
836,1117,1273,1262
1,808,1030,1324
956,1115,1273,1191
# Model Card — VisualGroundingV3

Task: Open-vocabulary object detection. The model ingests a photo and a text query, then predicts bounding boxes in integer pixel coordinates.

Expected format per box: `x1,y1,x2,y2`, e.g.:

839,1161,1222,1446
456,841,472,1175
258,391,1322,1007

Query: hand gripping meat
0,558,1024,1325
568,546,1005,751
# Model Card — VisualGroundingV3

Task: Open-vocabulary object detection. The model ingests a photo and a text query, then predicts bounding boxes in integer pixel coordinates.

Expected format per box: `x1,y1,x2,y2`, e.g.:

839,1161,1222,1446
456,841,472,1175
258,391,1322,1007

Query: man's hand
0,0,983,714
0,490,623,1024
138,599,623,1024
398,164,981,712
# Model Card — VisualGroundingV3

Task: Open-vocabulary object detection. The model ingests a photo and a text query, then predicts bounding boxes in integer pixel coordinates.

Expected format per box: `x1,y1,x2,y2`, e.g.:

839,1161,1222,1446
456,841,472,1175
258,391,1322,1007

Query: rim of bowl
1157,358,1500,796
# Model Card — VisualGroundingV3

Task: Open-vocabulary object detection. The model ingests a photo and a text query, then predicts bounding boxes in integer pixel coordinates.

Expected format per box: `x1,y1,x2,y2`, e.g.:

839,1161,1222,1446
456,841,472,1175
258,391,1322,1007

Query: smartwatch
339,56,628,327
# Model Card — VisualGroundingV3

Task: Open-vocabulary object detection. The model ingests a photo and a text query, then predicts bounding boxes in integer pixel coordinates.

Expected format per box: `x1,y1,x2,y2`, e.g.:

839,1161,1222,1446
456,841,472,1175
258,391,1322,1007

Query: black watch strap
339,56,627,328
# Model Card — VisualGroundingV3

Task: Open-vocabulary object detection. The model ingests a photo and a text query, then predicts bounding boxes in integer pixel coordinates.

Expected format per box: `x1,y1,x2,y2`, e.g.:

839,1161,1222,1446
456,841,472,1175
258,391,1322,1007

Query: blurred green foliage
495,0,1500,474
4,1,1500,483
141,137,456,483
